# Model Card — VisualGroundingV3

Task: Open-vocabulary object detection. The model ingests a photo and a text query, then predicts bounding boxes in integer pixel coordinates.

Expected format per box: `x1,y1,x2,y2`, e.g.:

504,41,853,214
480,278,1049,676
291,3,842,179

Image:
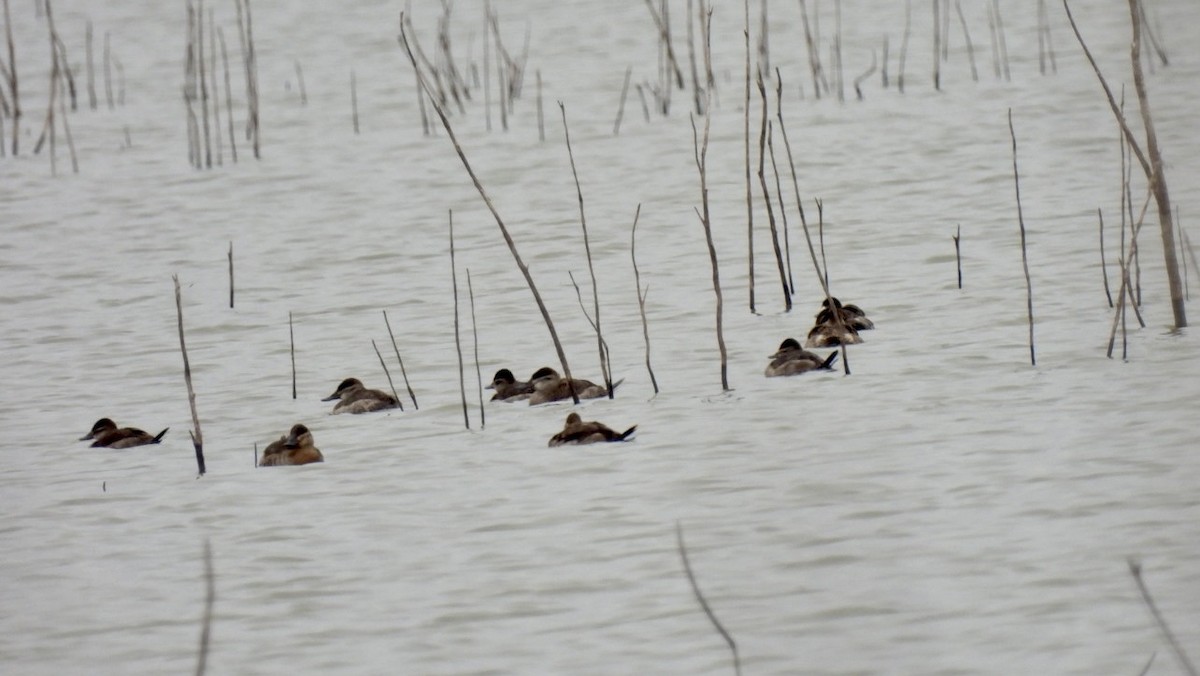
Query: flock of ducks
81,298,871,465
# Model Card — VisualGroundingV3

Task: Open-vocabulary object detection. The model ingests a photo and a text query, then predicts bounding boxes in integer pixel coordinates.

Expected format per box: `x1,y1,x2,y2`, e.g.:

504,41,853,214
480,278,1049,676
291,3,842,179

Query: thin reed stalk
955,1,978,81
561,102,613,396
293,59,306,105
898,0,911,93
351,69,360,134
644,0,684,89
687,0,703,114
198,0,211,168
401,17,579,403
466,269,484,429
613,65,632,136
743,0,755,314
799,0,824,99
1099,209,1112,307
986,2,1001,79
1008,109,1035,366
630,204,660,394
208,10,221,165
676,522,742,676
448,209,469,428
371,339,404,413
227,242,234,308
852,49,877,100
217,27,236,162
932,0,941,90
103,30,113,108
954,224,962,289
757,72,790,311
1128,559,1199,676
289,311,296,399
770,69,794,293
536,69,544,142
382,310,418,410
173,275,206,476
3,0,16,155
194,539,215,676
85,21,96,109
993,0,1010,80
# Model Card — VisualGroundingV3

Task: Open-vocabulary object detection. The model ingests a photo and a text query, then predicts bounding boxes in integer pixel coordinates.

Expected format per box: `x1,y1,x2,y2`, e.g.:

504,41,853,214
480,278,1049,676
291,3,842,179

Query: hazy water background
2,1,1199,674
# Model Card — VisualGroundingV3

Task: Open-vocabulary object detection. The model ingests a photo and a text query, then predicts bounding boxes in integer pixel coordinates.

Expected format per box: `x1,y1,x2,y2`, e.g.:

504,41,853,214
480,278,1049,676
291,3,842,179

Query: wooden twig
756,73,790,311
1008,109,1036,366
1128,559,1199,676
629,204,659,395
932,0,941,91
293,59,306,105
613,65,632,136
197,0,211,168
217,27,236,163
953,224,962,289
382,310,418,410
227,241,234,308
993,0,1010,81
288,311,296,399
448,209,469,428
536,69,544,142
85,21,96,110
371,339,404,413
676,522,741,676
400,17,579,404
898,0,910,93
194,539,215,676
743,0,755,314
3,0,16,155
955,1,978,81
351,69,360,134
561,102,613,397
643,0,684,89
853,49,877,100
1099,209,1112,307
466,270,484,429
173,275,206,476
769,69,793,294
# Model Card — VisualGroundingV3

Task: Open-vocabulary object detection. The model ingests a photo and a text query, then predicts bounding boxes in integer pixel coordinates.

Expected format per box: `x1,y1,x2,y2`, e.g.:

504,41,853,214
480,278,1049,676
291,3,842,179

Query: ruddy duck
804,321,862,347
79,418,169,449
258,423,324,466
548,412,637,446
816,297,874,331
322,377,399,414
527,367,618,405
765,338,839,376
486,368,535,402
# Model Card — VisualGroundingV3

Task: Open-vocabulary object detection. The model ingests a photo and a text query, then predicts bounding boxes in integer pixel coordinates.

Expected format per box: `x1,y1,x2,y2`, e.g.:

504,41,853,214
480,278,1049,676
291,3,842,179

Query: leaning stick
466,269,485,429
3,0,16,155
613,65,632,135
351,69,360,134
227,241,234,308
743,0,755,314
561,102,612,397
756,73,790,311
382,310,418,410
769,69,793,294
1128,559,1199,676
954,224,962,289
898,0,911,93
1008,109,1036,367
1099,209,1112,307
567,271,613,378
955,1,978,82
173,275,206,476
643,0,685,89
372,339,404,413
630,204,660,394
400,17,579,404
676,522,742,676
195,539,215,676
217,27,236,162
448,209,469,428
288,311,296,399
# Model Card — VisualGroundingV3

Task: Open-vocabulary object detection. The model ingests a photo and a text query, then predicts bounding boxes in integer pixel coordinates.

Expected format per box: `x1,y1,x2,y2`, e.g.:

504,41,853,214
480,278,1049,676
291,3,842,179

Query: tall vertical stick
898,0,911,93
4,0,19,155
757,74,790,310
227,241,234,308
613,65,632,136
1099,209,1113,307
288,311,296,399
351,69,360,134
217,27,236,163
194,539,215,676
382,310,418,410
466,269,485,429
630,204,660,394
953,224,962,289
449,209,470,429
85,21,96,110
743,0,755,314
955,1,978,82
173,275,206,476
371,339,403,412
1008,109,1036,367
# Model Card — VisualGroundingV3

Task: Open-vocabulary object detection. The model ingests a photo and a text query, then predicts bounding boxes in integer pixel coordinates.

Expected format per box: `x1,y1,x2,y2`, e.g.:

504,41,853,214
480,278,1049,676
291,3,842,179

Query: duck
548,412,637,446
765,338,839,377
79,418,169,449
258,424,324,467
816,297,874,331
804,321,862,348
527,366,619,405
486,368,535,402
322,377,399,414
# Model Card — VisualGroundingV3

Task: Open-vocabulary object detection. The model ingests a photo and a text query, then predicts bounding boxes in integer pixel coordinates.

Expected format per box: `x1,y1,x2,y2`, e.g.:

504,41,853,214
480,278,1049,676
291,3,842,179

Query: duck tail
608,378,625,394
820,351,839,370
616,425,638,441
153,428,170,443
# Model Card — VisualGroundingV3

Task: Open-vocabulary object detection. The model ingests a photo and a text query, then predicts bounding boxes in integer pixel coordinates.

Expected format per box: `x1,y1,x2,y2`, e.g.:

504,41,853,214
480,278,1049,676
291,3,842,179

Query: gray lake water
2,1,1199,674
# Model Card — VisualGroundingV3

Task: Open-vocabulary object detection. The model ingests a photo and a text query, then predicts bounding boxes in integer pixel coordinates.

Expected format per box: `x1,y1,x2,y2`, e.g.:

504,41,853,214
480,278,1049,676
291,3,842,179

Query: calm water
2,1,1199,674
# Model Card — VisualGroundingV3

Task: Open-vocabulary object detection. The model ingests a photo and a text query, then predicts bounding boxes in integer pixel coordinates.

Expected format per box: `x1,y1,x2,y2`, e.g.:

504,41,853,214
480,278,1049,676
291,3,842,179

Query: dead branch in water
372,339,404,414
194,539,215,676
173,275,206,476
769,70,794,294
227,241,234,308
676,522,742,676
5,0,21,156
757,72,790,311
382,310,418,410
954,1,978,81
743,0,756,314
630,204,660,394
288,311,296,399
1127,559,1198,676
954,224,962,289
1008,109,1036,367
613,65,632,136
466,269,485,429
561,102,613,397
448,209,469,428
1098,209,1112,307
853,49,877,100
400,16,579,403
644,0,684,89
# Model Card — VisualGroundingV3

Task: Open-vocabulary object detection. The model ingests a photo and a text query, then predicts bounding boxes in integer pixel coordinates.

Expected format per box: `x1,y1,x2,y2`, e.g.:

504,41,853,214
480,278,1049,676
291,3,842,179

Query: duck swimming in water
765,338,839,377
322,378,399,414
527,367,619,405
486,368,535,402
816,297,874,331
79,418,169,449
548,412,637,446
804,321,862,348
258,424,324,466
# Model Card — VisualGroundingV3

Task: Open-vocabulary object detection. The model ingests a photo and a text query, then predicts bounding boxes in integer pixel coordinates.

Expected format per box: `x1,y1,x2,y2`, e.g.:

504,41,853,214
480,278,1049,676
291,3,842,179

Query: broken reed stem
630,204,660,395
687,0,703,114
293,59,306,105
955,0,978,81
194,539,215,676
954,224,962,289
103,30,113,108
691,7,728,392
56,60,77,173
253,441,257,468
371,339,404,412
561,102,613,397
993,0,1010,81
986,2,1001,79
898,0,911,93
1099,209,1113,307
613,65,632,136
676,522,742,676
482,0,491,132
85,21,96,109
756,73,790,311
536,69,544,142
743,0,755,314
567,271,613,381
400,17,579,404
351,69,359,134
382,310,418,410
932,0,941,90
643,0,685,89
227,241,234,308
1128,559,1199,676
208,10,221,166
799,0,824,99
288,311,296,399
770,69,793,294
1008,109,1036,367
1107,188,1154,357
466,269,485,429
4,0,17,156
198,0,211,168
852,49,877,100
173,275,206,477
217,27,236,162
448,209,469,429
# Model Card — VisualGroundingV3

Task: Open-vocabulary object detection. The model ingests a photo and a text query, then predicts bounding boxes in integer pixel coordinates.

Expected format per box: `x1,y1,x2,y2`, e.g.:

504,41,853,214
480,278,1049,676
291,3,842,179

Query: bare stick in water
743,0,755,314
3,0,19,155
400,17,579,404
194,539,215,676
955,0,978,81
351,69,360,134
676,522,742,676
756,73,790,311
898,0,911,93
173,275,206,476
630,204,659,394
372,339,404,414
1098,209,1112,307
1008,109,1036,366
613,65,632,136
954,224,962,289
293,59,306,105
466,269,485,429
227,241,234,308
448,209,469,428
1128,559,1199,676
217,27,236,162
289,311,296,399
382,310,418,410
561,102,613,397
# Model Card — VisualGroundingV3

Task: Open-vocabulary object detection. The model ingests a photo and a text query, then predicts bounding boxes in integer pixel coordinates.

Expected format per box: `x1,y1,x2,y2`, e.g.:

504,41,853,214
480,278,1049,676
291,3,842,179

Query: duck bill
78,433,95,441
320,393,341,402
